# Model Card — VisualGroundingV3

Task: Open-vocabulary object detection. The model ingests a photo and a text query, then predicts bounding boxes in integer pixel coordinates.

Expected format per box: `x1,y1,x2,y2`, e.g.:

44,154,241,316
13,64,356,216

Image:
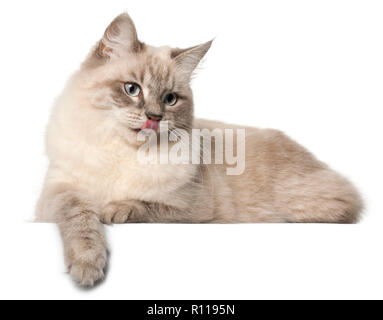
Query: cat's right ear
171,40,213,81
85,13,143,67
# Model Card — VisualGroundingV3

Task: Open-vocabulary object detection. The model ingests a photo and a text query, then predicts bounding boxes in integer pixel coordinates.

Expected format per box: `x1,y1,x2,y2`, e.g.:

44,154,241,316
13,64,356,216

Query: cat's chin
124,128,158,147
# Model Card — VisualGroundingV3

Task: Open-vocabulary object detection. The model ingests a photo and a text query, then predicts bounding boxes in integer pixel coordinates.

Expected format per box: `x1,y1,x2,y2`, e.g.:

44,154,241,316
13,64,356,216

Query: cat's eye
124,83,141,97
163,93,178,106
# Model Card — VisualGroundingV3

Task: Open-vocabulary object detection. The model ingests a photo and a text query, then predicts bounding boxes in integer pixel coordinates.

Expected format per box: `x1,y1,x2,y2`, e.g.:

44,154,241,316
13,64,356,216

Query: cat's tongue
141,120,159,131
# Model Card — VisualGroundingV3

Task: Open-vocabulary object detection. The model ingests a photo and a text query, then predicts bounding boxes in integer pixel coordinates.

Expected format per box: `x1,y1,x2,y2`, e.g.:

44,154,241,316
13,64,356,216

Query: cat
36,13,363,287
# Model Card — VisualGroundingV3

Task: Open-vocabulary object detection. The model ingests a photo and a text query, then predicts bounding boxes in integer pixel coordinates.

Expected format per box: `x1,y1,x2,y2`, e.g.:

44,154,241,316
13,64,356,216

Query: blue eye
124,83,141,97
164,93,178,106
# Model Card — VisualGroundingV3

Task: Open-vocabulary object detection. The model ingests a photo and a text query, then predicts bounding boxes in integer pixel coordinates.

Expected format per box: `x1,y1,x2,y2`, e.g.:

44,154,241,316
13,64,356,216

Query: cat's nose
145,112,163,121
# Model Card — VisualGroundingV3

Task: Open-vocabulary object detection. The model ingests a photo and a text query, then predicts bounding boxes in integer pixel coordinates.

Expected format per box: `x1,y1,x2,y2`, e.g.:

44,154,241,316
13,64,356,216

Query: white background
0,0,382,300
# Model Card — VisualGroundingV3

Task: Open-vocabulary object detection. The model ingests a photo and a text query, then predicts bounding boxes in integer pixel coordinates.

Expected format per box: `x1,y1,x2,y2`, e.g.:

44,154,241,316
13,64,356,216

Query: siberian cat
36,13,363,287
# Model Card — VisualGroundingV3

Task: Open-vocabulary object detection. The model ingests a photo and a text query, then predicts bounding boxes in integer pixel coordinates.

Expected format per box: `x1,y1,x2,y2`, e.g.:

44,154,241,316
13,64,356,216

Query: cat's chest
76,146,195,206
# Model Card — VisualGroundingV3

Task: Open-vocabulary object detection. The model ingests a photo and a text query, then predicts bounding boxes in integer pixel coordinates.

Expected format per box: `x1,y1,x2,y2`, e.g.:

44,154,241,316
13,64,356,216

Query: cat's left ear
172,40,213,80
95,13,143,61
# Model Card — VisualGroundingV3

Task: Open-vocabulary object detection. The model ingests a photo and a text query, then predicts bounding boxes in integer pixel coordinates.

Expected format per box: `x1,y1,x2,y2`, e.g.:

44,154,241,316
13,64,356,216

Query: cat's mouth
131,120,160,133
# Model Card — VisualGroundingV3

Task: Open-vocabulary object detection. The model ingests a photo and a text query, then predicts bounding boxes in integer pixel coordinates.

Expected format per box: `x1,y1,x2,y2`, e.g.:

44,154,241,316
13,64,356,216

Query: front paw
100,200,147,224
67,247,107,287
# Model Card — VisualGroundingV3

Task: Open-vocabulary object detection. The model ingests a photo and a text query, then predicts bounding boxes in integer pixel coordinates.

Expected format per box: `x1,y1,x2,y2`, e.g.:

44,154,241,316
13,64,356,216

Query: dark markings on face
110,82,135,108
139,68,146,84
166,100,194,129
138,98,145,109
129,71,139,83
91,52,194,133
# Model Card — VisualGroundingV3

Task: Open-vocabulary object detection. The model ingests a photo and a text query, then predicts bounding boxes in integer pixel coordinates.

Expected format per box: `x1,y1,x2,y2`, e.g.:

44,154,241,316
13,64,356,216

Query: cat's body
36,13,363,286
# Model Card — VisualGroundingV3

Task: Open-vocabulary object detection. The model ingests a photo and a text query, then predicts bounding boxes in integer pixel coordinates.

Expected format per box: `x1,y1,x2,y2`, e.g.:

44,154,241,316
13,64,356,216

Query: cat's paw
67,248,107,287
100,200,147,224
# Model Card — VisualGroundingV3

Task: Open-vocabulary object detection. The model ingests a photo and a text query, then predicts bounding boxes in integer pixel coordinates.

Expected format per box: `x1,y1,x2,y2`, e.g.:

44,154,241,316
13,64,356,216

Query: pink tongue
141,120,159,131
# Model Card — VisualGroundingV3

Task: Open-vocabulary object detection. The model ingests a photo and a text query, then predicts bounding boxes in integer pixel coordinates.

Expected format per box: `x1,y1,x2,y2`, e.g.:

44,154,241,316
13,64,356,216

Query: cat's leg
100,199,147,224
59,208,107,287
37,184,107,286
275,169,363,223
100,199,206,223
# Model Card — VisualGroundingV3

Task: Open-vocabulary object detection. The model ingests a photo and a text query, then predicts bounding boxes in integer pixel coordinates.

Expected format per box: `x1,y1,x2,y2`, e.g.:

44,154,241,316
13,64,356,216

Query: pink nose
145,112,163,121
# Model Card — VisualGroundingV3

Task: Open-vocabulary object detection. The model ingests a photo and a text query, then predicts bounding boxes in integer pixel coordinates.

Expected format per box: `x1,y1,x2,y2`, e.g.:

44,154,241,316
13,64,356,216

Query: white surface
0,0,382,299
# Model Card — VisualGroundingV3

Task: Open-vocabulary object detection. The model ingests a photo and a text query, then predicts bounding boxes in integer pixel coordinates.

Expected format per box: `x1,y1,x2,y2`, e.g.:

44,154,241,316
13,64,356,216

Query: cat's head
78,13,212,146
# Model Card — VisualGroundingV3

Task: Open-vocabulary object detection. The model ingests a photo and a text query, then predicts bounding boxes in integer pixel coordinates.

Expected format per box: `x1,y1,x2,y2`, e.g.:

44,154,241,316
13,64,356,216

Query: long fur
36,13,363,287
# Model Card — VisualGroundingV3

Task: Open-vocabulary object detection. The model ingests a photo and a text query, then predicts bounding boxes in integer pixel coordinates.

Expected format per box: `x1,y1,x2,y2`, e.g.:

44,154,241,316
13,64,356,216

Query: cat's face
78,13,212,146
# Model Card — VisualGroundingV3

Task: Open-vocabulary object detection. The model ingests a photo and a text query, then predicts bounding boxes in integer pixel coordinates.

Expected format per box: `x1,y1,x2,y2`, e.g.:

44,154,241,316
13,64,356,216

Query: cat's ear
96,13,143,61
172,40,213,80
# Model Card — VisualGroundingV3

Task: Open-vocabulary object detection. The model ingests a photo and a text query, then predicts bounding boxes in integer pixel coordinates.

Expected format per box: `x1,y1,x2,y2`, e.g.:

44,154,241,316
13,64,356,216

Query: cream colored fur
36,13,363,287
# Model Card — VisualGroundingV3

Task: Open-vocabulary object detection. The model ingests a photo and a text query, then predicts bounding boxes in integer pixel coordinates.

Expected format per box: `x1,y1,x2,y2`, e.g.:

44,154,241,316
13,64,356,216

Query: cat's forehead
135,45,174,80
124,45,181,91
86,45,186,92
145,45,173,60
